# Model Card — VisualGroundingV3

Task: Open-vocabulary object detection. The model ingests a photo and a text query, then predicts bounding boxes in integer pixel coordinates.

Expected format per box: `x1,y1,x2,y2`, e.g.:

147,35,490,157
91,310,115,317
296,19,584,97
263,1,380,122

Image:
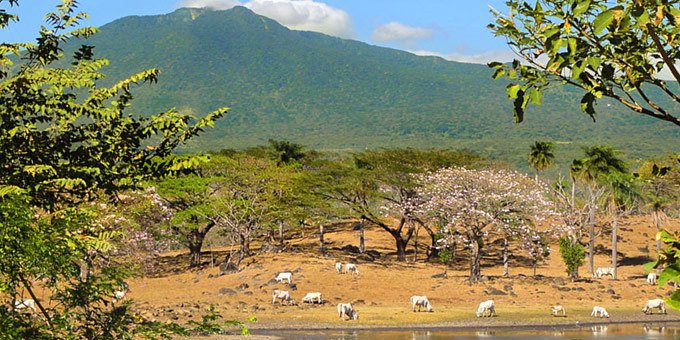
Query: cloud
372,22,433,45
410,49,518,65
178,0,354,39
179,0,242,10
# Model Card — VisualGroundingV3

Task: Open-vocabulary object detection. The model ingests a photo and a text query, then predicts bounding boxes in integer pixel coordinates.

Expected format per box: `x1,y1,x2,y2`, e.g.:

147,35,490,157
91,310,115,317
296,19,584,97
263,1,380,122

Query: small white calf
272,289,294,305
344,263,359,275
551,305,566,317
337,303,358,320
302,292,323,304
335,262,343,273
476,300,495,317
593,267,615,278
275,272,293,284
591,306,610,318
112,290,126,304
14,299,37,312
647,272,658,285
410,295,433,312
642,299,666,315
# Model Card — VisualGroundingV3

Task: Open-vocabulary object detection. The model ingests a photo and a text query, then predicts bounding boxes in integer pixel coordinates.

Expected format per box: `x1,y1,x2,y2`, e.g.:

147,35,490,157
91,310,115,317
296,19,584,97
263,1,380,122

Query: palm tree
571,145,627,276
528,141,555,181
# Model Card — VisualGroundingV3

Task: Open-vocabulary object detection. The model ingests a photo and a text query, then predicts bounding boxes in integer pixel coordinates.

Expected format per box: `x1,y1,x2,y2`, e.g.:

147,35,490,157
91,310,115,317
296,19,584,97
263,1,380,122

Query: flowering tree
418,167,558,282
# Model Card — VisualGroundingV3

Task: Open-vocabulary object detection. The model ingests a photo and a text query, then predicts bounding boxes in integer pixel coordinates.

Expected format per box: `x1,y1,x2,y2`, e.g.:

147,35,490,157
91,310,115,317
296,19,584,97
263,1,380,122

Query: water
254,322,680,339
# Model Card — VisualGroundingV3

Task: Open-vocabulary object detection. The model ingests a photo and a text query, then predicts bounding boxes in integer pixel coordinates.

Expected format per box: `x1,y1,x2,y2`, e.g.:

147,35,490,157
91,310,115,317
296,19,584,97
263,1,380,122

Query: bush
558,237,586,280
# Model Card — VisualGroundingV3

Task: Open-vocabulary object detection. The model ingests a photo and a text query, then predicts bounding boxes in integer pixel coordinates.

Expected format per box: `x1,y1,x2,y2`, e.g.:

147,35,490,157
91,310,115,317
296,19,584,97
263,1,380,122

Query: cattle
593,267,615,278
642,299,666,314
476,300,495,317
14,299,37,312
647,272,658,285
410,295,433,312
272,289,294,305
275,272,293,284
302,292,323,304
591,306,610,318
335,262,343,274
551,305,566,317
337,303,358,320
344,263,359,275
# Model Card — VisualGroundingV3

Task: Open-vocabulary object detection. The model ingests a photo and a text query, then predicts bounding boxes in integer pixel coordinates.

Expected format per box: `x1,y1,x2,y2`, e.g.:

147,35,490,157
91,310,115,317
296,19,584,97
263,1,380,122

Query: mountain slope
74,7,679,169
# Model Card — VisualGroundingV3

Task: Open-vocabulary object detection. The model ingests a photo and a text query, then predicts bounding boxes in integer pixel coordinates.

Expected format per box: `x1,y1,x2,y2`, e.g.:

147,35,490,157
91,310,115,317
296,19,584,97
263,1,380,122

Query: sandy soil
128,215,680,333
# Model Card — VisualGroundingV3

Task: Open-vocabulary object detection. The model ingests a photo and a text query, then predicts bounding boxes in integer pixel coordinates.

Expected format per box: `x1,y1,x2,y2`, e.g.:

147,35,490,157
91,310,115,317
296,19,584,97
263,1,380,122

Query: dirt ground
127,215,680,332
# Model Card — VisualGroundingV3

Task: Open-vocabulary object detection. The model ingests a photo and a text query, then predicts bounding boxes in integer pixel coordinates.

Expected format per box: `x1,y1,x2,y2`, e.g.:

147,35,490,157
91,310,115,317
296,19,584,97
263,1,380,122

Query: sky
0,0,515,65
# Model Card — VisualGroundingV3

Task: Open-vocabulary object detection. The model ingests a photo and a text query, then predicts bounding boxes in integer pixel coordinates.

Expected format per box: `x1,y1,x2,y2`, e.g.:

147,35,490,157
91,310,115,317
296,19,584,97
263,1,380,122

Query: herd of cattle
267,262,670,321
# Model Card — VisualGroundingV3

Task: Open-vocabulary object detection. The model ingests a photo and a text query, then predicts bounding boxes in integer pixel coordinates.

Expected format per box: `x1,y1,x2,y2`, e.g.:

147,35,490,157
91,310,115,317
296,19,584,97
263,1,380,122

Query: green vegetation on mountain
71,6,678,170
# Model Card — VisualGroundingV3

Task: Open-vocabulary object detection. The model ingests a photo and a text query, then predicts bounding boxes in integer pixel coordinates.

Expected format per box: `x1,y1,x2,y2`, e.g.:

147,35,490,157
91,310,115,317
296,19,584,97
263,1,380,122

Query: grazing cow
410,295,433,312
337,303,358,320
591,306,610,318
551,305,566,317
476,300,495,317
14,299,37,312
275,272,293,284
302,292,323,304
647,272,658,285
593,267,615,278
272,289,294,305
642,299,666,314
344,263,359,275
335,262,343,274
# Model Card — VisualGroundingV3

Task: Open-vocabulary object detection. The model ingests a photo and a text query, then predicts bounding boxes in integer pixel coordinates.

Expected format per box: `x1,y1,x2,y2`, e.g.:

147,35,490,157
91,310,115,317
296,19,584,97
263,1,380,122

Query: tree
0,1,226,336
570,145,627,275
418,167,557,282
559,236,586,280
489,1,680,127
637,158,679,253
528,141,555,180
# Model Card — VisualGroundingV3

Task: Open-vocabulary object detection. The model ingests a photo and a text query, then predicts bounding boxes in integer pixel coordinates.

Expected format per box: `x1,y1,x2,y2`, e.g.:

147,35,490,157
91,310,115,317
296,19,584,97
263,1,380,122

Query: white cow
302,292,323,304
337,303,359,320
551,305,566,317
344,263,359,275
112,282,129,304
647,272,658,285
593,267,615,278
476,300,495,317
591,306,610,318
335,262,343,273
14,299,37,312
410,295,433,312
275,272,293,284
272,289,294,305
642,299,666,314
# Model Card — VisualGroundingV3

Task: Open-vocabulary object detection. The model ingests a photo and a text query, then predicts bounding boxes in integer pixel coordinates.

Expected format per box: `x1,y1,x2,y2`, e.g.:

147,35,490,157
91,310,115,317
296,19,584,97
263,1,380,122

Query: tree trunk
502,237,509,277
279,221,284,245
611,203,618,280
413,222,421,263
587,200,596,275
470,237,482,283
319,224,325,254
188,229,207,268
359,219,365,254
395,236,408,262
654,209,662,254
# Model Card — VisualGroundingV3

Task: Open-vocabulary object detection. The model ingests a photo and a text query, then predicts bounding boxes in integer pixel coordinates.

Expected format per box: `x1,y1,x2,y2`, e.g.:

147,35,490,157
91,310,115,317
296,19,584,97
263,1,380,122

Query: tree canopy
489,0,680,127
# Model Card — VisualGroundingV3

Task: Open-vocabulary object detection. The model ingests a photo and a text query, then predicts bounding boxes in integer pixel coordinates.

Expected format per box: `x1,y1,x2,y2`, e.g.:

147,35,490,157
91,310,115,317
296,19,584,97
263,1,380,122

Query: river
253,322,680,339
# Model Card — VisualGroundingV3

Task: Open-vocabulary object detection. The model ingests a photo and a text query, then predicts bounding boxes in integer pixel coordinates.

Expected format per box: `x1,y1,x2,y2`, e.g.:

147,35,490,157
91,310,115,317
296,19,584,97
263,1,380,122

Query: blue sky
1,0,514,64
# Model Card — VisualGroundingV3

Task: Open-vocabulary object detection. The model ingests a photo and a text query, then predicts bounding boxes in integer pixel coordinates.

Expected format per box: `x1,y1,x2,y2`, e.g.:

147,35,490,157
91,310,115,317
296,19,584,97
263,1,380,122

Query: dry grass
128,215,680,329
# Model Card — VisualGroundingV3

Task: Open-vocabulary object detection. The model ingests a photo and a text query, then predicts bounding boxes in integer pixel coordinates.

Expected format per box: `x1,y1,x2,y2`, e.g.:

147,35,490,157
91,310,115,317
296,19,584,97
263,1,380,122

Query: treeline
108,141,679,283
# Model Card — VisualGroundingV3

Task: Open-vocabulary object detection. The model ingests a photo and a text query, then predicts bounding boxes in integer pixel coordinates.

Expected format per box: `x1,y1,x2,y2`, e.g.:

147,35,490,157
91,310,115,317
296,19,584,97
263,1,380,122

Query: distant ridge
68,6,678,168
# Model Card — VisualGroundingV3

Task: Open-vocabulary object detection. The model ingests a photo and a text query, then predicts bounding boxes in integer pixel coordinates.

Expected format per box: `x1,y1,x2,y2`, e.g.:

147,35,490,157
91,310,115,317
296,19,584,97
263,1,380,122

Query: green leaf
507,83,521,99
593,9,615,34
580,92,596,118
643,261,658,273
528,87,542,105
659,265,680,287
487,61,504,68
666,290,680,311
573,0,591,17
492,68,506,79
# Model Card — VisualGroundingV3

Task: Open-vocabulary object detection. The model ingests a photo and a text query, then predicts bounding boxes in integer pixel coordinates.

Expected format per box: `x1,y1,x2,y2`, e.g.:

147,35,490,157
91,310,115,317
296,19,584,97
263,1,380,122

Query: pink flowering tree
418,167,558,282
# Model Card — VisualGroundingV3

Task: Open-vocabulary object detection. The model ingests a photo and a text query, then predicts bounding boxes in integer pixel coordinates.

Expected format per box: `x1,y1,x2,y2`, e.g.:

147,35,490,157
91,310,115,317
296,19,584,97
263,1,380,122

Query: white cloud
410,49,518,65
180,0,242,10
178,0,354,39
372,22,433,45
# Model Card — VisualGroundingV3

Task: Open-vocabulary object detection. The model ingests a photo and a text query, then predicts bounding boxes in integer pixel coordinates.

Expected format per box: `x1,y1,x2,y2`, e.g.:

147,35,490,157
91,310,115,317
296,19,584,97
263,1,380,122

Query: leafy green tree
489,0,680,127
558,236,586,280
0,1,226,336
528,141,555,180
570,145,627,275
